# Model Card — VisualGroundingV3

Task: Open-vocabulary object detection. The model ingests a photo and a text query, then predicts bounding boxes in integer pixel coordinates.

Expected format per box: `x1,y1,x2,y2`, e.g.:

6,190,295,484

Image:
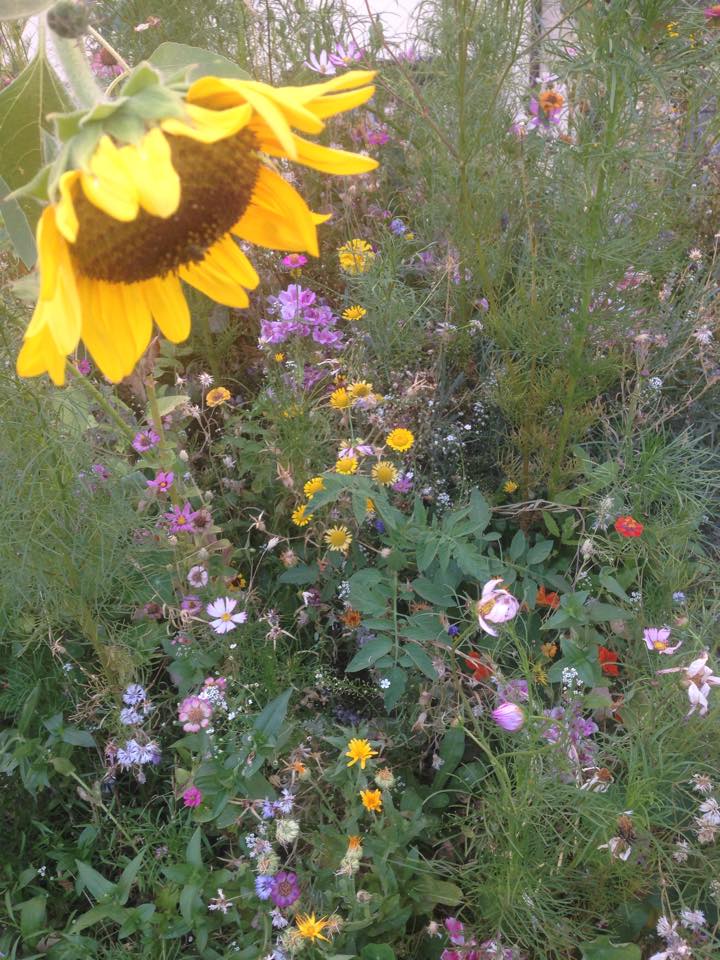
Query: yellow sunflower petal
202,234,259,289
34,207,60,301
56,170,80,243
232,164,319,255
282,70,377,102
142,274,191,342
306,85,377,121
16,324,67,385
230,83,298,158
81,135,139,222
120,128,180,218
161,102,252,143
25,211,82,356
257,130,378,175
179,255,251,309
119,282,152,359
81,278,137,382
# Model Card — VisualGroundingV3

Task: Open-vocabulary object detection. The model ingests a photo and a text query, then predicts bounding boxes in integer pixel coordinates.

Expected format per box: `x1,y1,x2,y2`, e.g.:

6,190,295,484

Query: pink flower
643,627,682,655
183,785,203,807
492,701,525,732
178,696,213,732
282,253,308,269
329,41,364,67
475,578,520,636
305,50,336,75
206,597,248,634
657,651,720,717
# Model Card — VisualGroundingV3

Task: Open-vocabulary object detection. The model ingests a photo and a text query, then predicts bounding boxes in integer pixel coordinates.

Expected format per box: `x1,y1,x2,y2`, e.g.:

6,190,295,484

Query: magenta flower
305,50,336,75
643,627,682,655
181,595,203,616
183,785,203,807
132,429,160,454
330,40,364,67
277,284,316,320
392,473,414,493
206,597,248,634
282,253,308,269
444,918,465,946
166,502,196,534
91,463,110,481
178,696,213,732
704,4,720,21
492,701,525,732
147,470,174,493
270,871,301,908
75,358,92,375
475,578,520,636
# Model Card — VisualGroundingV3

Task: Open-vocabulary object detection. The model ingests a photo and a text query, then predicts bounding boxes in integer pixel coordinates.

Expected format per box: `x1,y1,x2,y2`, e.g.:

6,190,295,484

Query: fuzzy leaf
148,42,250,82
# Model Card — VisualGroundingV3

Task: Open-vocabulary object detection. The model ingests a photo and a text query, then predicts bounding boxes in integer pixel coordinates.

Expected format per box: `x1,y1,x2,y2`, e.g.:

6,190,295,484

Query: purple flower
147,470,174,493
496,679,529,703
305,50,336,75
270,871,301,908
274,788,295,815
187,565,209,588
262,799,276,819
120,707,143,726
132,429,160,454
444,918,465,946
492,702,525,732
75,358,92,375
137,741,161,765
255,875,275,900
183,785,203,808
447,624,460,637
528,96,563,129
389,218,406,236
392,472,414,493
166,502,196,534
181,595,203,616
91,464,110,481
277,284,316,320
329,40,364,67
644,627,682,655
117,739,142,768
282,253,308,268
312,326,344,346
123,684,147,706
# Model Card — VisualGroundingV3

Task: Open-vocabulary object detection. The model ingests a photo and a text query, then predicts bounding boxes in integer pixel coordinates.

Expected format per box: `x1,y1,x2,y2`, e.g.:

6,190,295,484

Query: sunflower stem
47,17,102,109
68,365,137,443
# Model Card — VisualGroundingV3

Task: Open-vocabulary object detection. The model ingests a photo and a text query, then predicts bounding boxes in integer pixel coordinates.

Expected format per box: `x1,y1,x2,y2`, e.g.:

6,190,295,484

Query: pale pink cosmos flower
178,696,212,733
305,50,336,75
206,597,248,634
643,627,682,655
657,651,720,717
492,701,525,731
475,578,520,636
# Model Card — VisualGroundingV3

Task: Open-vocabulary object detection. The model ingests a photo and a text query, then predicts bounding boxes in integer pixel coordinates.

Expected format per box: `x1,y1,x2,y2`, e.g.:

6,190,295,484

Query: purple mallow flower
166,502,196,534
147,470,174,492
270,872,301,908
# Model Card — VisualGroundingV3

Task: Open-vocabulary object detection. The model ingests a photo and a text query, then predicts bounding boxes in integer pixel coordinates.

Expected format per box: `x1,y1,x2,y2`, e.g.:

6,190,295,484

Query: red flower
536,585,561,609
614,515,644,538
598,645,621,677
463,652,494,681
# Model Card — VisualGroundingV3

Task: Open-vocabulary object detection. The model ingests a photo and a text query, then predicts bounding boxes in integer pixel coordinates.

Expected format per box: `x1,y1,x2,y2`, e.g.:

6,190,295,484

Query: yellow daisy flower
503,479,518,494
338,238,376,274
348,380,373,401
274,352,285,362
17,71,377,385
329,387,351,410
345,737,378,769
303,476,325,498
206,386,231,407
335,456,359,475
360,788,383,812
324,525,352,551
295,913,330,942
372,461,398,486
385,428,414,452
342,304,367,321
291,503,313,526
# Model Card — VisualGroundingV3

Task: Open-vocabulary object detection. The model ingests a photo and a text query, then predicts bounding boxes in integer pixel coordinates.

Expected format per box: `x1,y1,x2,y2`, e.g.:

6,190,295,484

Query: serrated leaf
346,637,393,672
148,42,250,82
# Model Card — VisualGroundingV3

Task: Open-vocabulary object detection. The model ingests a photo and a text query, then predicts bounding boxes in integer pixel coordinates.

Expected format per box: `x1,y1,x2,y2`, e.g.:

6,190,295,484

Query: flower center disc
71,129,260,283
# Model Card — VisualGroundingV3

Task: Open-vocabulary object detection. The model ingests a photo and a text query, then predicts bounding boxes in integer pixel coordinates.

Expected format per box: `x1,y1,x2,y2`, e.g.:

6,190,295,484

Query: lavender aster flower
255,875,275,900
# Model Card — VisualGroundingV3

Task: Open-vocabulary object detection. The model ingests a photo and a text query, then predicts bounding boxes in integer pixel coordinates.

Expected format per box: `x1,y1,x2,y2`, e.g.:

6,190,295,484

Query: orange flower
614,515,644,538
463,651,494,681
341,608,362,628
598,645,621,677
538,89,565,115
536,585,560,609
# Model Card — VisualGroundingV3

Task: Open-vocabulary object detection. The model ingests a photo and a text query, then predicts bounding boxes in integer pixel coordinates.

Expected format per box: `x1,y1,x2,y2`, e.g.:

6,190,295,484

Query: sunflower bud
47,0,89,38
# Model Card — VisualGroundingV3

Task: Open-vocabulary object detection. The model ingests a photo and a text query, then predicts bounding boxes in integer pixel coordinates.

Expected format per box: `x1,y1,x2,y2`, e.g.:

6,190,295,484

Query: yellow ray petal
81,279,137,382
35,207,60,302
226,83,297,159
202,234,259,289
119,282,152,359
282,70,377,103
80,135,139,223
179,257,251,309
120,128,180,218
257,130,378,175
232,165,319,255
161,102,252,143
306,85,376,121
17,324,67,385
26,212,82,356
142,274,191,342
56,170,80,243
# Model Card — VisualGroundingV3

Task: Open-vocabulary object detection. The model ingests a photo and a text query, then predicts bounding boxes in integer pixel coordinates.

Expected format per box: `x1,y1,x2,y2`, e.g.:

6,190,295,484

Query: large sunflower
18,70,377,385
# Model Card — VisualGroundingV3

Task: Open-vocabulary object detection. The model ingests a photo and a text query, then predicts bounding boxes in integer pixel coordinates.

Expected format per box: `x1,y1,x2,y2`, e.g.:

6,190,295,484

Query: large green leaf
148,42,250,82
0,0,54,20
579,936,641,960
0,173,35,266
346,636,393,672
253,689,292,739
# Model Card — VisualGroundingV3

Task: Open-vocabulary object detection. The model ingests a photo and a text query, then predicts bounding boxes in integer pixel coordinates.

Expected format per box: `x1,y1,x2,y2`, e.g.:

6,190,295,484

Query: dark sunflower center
70,128,260,283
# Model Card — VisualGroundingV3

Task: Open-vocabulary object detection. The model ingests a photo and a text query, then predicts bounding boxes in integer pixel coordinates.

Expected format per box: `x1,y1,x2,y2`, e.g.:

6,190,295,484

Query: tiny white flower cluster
649,910,706,960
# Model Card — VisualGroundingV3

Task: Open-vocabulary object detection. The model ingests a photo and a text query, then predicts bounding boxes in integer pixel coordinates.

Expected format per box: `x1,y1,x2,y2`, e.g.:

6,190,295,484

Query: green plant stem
68,366,137,443
146,375,182,507
86,25,130,73
46,18,102,108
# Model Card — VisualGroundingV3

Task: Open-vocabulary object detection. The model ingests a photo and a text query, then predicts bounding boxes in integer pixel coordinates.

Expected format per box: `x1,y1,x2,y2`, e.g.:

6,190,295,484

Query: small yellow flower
665,20,679,37
540,641,558,659
304,476,325,498
405,231,415,241
206,386,231,407
295,913,330,942
325,525,352,552
503,479,518,494
348,380,373,401
347,835,363,853
291,503,313,527
372,461,398,486
345,737,378,769
366,497,376,514
335,456,359,475
360,788,383,812
225,573,247,591
338,238,376,275
386,428,414,452
342,304,367,321
330,387,351,410
533,663,549,686
274,352,285,362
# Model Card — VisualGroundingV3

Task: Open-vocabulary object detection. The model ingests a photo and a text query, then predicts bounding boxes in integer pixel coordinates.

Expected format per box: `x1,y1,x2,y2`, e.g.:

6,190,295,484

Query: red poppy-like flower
598,645,621,677
614,515,644,538
463,652,494,681
536,585,561,609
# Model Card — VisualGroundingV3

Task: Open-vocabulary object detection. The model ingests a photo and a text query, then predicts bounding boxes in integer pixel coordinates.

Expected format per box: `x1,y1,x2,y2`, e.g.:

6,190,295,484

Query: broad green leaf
346,636,393,672
75,860,115,901
452,541,490,579
360,946,396,960
185,828,203,868
469,488,492,530
253,689,292,739
587,602,630,623
116,851,145,904
527,539,554,564
599,573,630,602
20,894,46,942
71,903,127,933
148,42,250,82
542,510,560,536
579,936,641,960
0,173,35,266
179,883,201,923
412,877,463,906
402,642,438,679
277,563,318,585
149,394,190,418
416,536,438,571
18,683,40,734
432,727,465,789
0,0,54,20
348,568,392,615
0,52,70,196
382,666,406,710
61,727,96,748
412,576,453,607
509,529,526,560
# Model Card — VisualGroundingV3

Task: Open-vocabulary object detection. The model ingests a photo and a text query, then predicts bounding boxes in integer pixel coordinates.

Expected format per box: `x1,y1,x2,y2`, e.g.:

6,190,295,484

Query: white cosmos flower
206,597,247,634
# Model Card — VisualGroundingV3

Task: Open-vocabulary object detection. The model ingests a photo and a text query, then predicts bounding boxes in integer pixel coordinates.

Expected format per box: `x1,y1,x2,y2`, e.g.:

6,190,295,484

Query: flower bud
47,0,89,38
491,701,525,732
374,766,395,789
